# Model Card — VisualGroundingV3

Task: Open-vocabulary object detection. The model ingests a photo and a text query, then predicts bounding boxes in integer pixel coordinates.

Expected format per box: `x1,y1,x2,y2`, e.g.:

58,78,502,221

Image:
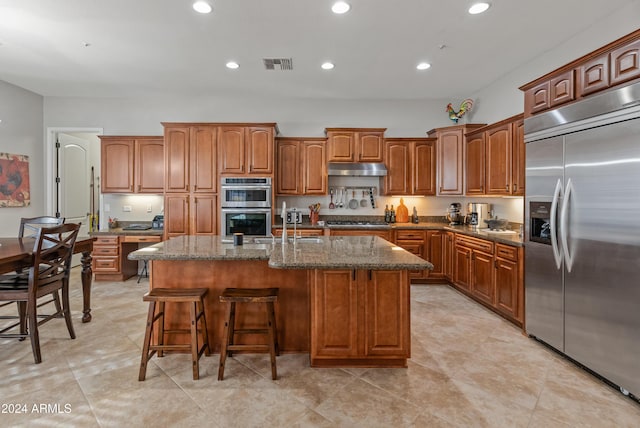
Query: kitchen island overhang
130,235,432,368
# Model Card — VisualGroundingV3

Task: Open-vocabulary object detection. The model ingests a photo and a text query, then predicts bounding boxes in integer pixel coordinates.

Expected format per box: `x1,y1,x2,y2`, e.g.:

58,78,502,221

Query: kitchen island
129,235,432,368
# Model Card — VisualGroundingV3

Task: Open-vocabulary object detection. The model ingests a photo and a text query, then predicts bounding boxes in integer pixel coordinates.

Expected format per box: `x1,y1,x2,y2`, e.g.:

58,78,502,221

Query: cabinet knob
513,183,517,192
505,184,509,191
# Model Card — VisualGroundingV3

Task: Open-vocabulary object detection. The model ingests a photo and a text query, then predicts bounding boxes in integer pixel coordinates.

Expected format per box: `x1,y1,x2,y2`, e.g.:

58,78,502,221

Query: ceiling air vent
263,58,293,71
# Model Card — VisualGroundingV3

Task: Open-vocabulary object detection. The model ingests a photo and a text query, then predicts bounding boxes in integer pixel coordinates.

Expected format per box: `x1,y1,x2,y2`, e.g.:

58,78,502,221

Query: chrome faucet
281,201,287,244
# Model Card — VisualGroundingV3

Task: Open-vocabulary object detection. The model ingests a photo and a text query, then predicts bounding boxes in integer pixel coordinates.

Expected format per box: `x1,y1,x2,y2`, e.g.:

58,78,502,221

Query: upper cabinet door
246,127,273,174
525,81,550,115
436,128,464,195
413,140,436,195
384,141,410,195
327,131,355,162
550,71,575,107
218,126,245,174
610,38,640,86
512,118,525,196
302,140,327,194
577,53,609,97
485,124,512,195
136,139,164,193
276,139,301,195
101,139,135,193
191,126,217,193
357,131,384,162
465,133,485,195
164,127,190,193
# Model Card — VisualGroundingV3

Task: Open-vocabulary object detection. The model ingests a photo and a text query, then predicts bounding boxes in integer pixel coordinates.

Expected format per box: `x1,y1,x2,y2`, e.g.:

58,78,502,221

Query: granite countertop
89,227,164,237
128,235,433,271
273,221,524,247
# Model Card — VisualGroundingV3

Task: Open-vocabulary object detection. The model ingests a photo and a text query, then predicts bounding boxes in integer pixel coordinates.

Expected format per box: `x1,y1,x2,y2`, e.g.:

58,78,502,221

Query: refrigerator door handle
550,178,563,269
560,178,575,272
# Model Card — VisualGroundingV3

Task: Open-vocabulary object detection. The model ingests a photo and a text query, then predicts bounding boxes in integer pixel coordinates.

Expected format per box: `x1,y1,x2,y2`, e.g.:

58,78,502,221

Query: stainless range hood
327,162,387,176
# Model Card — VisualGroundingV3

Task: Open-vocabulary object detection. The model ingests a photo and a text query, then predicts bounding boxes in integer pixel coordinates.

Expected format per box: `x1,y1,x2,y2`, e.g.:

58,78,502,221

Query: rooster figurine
446,98,474,123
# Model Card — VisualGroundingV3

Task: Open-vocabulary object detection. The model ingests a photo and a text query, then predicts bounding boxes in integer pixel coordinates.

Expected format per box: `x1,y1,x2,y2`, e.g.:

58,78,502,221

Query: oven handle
221,185,272,190
221,208,272,213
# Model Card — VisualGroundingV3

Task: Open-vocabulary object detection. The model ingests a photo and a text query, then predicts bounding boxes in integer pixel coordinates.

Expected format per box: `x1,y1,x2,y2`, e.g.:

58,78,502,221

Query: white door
56,133,96,265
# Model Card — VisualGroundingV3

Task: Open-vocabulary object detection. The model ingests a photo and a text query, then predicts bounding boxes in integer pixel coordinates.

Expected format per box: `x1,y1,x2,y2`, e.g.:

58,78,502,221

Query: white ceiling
0,0,634,100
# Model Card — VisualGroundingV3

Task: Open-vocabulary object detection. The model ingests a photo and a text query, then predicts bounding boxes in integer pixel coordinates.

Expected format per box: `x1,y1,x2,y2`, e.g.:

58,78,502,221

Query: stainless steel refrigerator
525,81,640,398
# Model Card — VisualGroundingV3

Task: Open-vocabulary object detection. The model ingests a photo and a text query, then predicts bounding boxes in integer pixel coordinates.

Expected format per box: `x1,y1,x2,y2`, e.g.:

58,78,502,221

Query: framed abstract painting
0,153,30,207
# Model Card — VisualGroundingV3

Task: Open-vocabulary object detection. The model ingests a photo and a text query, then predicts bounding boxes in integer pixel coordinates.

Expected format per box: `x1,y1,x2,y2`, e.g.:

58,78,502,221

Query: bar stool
218,288,279,381
139,288,210,381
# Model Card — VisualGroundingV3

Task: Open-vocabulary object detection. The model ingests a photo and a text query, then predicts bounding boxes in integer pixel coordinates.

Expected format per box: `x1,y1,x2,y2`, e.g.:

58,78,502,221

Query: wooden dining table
0,236,95,322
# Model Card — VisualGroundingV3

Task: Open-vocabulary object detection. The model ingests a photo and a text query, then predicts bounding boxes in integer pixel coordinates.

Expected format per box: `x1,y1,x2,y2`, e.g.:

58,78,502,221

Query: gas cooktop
325,220,389,227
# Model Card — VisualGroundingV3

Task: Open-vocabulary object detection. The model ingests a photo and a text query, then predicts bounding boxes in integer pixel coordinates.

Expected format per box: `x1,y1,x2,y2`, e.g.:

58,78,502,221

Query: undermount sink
478,228,517,234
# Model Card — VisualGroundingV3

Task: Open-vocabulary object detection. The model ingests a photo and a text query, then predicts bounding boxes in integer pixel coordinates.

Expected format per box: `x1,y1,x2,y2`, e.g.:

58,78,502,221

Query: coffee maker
446,203,463,225
466,202,491,228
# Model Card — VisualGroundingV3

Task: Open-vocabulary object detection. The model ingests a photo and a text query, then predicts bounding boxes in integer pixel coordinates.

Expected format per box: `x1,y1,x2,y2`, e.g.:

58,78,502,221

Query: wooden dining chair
1,216,66,318
0,223,80,363
19,216,65,239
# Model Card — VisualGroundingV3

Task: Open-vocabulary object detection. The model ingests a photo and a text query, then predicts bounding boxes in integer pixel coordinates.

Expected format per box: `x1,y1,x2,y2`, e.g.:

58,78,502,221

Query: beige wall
0,80,44,236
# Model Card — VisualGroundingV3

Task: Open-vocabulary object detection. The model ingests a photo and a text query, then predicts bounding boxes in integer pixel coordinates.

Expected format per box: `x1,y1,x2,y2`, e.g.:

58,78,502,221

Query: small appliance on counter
446,203,463,225
152,215,164,229
466,202,491,228
285,209,303,224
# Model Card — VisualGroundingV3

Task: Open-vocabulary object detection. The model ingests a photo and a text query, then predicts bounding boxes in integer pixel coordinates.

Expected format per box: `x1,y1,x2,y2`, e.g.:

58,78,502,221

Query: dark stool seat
218,287,279,380
139,288,210,381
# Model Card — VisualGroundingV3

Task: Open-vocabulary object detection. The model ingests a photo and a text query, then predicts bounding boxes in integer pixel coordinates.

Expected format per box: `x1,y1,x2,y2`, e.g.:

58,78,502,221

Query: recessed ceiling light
193,1,212,14
416,62,431,70
331,2,351,14
226,61,239,69
321,62,335,70
468,2,490,14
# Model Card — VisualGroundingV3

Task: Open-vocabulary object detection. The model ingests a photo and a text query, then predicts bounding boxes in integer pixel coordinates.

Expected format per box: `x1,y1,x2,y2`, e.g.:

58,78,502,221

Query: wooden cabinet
310,268,409,367
450,233,524,326
275,138,327,195
521,29,640,116
494,243,524,323
325,128,385,162
464,131,485,195
100,136,164,194
524,71,575,115
273,228,324,237
512,117,526,196
485,123,512,195
93,234,161,281
163,123,220,238
610,38,640,86
383,138,436,196
218,125,276,175
577,53,609,97
394,229,427,279
443,231,454,281
428,124,485,195
463,114,524,197
164,126,217,193
164,194,217,238
453,234,494,305
425,230,444,280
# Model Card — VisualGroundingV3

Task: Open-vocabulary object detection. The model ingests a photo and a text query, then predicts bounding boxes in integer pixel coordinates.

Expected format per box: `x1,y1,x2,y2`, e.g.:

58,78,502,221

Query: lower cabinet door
364,270,409,357
453,245,472,290
311,269,359,357
495,257,519,320
470,250,495,305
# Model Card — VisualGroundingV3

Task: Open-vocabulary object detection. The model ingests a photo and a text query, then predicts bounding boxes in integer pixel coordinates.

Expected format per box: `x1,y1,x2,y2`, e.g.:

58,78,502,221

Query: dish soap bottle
396,198,409,223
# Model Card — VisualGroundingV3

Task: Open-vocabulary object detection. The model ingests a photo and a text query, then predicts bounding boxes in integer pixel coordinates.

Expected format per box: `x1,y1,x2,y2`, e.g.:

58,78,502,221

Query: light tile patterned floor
1,268,639,427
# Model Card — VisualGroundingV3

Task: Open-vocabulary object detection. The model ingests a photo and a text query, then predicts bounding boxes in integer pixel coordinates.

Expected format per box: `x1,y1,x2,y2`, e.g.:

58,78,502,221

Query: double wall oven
220,177,272,236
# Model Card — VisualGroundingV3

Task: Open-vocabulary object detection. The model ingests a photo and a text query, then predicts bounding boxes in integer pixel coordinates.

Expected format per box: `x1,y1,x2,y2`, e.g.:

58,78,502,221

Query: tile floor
1,268,639,427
